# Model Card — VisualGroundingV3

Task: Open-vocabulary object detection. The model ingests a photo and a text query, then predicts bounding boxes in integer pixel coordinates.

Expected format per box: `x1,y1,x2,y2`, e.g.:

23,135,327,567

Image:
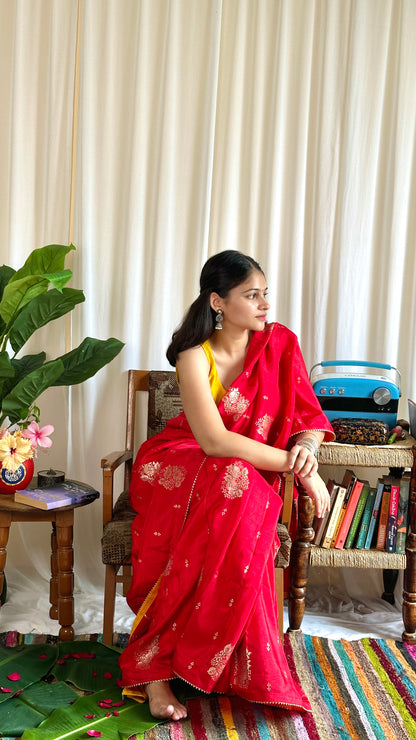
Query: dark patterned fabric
101,370,291,569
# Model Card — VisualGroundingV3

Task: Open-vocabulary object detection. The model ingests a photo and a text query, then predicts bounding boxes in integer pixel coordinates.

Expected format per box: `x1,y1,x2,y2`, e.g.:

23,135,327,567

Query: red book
334,479,364,549
376,484,391,550
386,481,400,553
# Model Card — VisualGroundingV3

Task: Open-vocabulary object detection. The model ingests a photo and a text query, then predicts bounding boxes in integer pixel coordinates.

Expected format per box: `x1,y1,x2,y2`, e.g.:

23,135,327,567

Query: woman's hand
298,472,330,518
287,443,318,478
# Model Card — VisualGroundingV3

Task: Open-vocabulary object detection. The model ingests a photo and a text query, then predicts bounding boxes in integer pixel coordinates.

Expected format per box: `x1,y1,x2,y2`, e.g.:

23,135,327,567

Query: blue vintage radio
310,360,401,430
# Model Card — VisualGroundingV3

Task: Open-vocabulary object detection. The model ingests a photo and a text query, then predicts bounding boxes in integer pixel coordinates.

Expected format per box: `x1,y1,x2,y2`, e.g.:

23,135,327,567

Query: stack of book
312,469,410,553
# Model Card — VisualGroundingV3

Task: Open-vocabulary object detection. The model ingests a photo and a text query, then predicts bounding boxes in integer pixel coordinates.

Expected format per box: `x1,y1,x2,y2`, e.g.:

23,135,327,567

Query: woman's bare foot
145,681,187,721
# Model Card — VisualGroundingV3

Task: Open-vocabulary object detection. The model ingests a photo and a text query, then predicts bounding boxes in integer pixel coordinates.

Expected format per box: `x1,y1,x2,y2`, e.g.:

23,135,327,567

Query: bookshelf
288,436,416,644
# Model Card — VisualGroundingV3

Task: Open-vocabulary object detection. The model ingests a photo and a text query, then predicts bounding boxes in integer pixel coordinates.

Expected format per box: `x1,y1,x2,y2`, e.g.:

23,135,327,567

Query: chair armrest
101,449,133,526
101,449,133,472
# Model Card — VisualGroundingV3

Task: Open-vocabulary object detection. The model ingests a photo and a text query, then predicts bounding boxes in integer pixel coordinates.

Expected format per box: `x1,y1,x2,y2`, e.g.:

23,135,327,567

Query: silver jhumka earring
215,309,223,330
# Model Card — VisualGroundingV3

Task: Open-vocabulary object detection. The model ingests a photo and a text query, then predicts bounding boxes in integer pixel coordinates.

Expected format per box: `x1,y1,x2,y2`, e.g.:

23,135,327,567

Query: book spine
386,483,400,553
330,472,356,547
355,487,376,549
334,480,364,549
321,486,346,548
313,480,337,546
395,475,410,554
345,484,370,549
376,485,391,550
364,480,385,549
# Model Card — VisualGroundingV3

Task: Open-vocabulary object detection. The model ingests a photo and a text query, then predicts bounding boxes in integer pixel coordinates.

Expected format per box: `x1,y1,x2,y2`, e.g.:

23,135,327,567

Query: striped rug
145,633,416,740
2,632,415,739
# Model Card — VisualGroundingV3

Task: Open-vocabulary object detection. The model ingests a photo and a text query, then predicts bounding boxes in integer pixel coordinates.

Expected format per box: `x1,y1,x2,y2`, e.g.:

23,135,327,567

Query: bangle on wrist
297,438,319,458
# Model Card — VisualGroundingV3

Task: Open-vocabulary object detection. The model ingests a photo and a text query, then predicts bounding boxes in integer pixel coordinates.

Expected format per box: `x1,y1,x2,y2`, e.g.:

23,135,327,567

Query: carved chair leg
288,484,315,632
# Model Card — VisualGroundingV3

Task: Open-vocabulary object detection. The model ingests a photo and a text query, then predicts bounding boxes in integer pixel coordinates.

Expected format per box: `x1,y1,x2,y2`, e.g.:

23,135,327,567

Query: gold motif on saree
138,461,161,483
255,413,273,439
221,461,249,499
158,464,187,490
207,644,233,680
223,388,249,419
136,636,159,668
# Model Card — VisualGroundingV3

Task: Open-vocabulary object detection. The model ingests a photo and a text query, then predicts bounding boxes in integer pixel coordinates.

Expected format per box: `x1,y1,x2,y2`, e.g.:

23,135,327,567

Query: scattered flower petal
103,672,112,679
7,673,20,681
58,659,66,664
112,701,126,706
87,732,102,738
113,710,119,716
85,714,96,719
40,653,47,659
93,671,98,676
1,688,12,693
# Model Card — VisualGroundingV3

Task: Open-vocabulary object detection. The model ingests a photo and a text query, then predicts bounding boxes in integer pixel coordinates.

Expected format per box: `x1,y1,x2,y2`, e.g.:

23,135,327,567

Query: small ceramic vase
0,458,35,494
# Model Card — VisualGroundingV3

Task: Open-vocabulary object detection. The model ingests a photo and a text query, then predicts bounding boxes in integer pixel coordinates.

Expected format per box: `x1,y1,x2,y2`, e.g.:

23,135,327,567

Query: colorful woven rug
1,631,415,739
146,632,416,740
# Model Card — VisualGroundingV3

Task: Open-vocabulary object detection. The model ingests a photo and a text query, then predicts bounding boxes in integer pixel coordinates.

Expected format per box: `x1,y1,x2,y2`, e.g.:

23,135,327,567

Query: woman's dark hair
166,250,264,366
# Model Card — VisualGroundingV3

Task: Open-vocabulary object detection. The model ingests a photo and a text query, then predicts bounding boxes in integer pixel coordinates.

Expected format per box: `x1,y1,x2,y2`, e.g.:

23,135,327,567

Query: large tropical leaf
0,350,14,379
9,288,86,353
0,271,73,326
9,244,75,284
0,265,15,335
51,641,122,691
0,644,58,701
51,337,125,387
21,687,160,740
0,360,64,424
0,680,78,737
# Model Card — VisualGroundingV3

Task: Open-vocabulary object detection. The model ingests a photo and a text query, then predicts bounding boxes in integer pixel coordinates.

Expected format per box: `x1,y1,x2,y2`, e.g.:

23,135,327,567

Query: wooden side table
0,483,98,640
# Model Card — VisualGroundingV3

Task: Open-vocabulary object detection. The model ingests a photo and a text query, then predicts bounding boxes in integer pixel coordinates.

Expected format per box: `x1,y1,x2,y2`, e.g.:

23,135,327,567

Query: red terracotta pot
0,458,34,494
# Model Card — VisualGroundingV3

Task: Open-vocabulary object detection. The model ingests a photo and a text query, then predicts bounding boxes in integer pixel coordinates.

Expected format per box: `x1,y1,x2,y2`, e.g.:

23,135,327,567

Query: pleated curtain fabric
0,0,415,598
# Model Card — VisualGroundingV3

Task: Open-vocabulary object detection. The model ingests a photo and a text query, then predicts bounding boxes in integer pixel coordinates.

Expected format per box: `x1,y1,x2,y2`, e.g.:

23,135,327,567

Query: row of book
312,469,411,553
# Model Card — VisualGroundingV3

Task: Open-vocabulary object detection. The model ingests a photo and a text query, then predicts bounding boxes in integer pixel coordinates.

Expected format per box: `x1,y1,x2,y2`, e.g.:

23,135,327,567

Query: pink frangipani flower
22,422,54,450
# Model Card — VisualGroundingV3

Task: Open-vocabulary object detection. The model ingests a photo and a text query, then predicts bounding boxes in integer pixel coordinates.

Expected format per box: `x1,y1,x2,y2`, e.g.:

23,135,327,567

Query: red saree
119,323,334,711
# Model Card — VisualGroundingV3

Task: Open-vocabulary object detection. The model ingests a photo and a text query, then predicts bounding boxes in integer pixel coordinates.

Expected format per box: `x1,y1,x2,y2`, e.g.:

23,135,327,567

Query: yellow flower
0,432,34,472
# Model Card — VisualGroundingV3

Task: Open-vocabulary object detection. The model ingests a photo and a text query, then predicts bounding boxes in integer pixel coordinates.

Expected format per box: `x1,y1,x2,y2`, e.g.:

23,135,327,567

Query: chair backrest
124,370,182,490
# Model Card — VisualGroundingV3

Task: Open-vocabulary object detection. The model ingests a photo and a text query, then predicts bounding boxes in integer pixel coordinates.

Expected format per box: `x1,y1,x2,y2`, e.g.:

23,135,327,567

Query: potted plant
0,244,124,491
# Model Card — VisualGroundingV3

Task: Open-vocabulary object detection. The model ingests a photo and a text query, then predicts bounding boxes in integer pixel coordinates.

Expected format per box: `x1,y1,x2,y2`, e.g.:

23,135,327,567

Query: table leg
0,513,11,609
55,511,74,641
49,524,58,619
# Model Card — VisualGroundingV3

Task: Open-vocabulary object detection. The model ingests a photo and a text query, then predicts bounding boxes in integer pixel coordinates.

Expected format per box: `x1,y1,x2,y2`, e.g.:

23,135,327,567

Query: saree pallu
119,323,334,711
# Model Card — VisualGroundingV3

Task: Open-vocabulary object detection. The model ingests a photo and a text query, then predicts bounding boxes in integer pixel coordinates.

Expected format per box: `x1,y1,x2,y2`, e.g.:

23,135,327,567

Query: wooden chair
101,369,296,645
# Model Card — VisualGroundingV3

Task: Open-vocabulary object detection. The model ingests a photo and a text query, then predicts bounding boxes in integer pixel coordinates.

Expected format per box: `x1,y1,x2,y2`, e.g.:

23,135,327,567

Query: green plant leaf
51,337,124,387
21,687,160,740
0,353,47,409
0,680,78,736
51,641,122,692
0,644,58,701
0,351,14,379
0,275,50,325
0,265,15,336
0,360,64,424
9,245,75,283
9,288,86,353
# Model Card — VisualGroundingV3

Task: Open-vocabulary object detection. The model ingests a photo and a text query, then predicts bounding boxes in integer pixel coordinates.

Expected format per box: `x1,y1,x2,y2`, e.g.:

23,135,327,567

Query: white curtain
1,0,415,632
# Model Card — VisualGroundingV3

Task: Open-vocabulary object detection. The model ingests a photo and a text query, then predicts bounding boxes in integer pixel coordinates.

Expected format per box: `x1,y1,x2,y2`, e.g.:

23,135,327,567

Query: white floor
0,563,406,642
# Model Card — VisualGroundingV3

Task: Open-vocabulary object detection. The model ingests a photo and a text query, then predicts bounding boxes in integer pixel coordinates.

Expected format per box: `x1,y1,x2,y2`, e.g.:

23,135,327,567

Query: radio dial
373,386,391,406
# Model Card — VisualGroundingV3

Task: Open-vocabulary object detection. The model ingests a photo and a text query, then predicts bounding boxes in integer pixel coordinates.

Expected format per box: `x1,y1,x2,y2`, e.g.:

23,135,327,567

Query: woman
119,251,334,720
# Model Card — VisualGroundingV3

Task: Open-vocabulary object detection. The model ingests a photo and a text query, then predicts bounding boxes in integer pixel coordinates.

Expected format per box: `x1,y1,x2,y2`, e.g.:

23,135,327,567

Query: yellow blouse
201,340,227,404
